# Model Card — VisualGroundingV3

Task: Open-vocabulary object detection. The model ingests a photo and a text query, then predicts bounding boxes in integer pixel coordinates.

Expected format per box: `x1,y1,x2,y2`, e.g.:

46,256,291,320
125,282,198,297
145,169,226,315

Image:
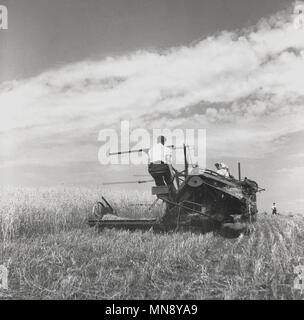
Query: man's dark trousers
148,163,172,186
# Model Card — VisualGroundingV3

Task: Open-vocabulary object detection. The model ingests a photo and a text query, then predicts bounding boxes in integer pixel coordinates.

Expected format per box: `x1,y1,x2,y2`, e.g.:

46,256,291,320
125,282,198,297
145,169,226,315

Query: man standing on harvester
148,136,176,193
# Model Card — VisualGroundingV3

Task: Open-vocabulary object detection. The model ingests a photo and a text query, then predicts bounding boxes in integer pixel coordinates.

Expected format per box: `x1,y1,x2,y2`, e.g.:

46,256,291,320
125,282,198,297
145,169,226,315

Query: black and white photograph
0,0,304,303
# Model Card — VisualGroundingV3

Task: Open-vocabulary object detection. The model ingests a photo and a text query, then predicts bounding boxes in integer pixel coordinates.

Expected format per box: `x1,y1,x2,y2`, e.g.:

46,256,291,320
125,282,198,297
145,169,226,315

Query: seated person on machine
214,162,231,178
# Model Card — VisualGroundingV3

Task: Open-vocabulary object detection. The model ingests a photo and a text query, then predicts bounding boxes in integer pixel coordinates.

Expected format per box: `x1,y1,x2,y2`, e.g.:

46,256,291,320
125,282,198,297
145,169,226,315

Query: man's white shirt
148,143,172,164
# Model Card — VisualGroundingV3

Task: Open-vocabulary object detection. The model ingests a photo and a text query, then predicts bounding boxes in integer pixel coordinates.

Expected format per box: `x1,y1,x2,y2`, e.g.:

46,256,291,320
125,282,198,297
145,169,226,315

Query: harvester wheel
91,202,115,219
92,202,105,219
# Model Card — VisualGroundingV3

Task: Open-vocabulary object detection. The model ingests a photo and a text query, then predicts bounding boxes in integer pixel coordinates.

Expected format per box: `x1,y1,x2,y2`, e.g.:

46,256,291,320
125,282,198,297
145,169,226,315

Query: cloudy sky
0,0,303,213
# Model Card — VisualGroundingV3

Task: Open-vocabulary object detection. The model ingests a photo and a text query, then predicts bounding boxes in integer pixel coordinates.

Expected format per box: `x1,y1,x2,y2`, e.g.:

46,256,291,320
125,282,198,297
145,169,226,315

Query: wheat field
0,186,303,300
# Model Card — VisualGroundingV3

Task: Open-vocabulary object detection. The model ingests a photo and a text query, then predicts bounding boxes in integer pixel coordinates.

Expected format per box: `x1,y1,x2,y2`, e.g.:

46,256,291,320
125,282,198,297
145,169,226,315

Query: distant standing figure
272,203,277,215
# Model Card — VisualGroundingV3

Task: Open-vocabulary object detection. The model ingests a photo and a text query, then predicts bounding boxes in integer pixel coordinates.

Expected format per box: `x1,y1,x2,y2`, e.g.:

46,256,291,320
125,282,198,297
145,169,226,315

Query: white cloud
289,152,304,159
1,5,304,167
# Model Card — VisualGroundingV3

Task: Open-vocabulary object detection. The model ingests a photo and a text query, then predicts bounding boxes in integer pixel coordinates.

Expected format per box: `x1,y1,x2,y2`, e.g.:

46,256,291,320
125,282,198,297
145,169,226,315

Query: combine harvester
88,145,265,237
